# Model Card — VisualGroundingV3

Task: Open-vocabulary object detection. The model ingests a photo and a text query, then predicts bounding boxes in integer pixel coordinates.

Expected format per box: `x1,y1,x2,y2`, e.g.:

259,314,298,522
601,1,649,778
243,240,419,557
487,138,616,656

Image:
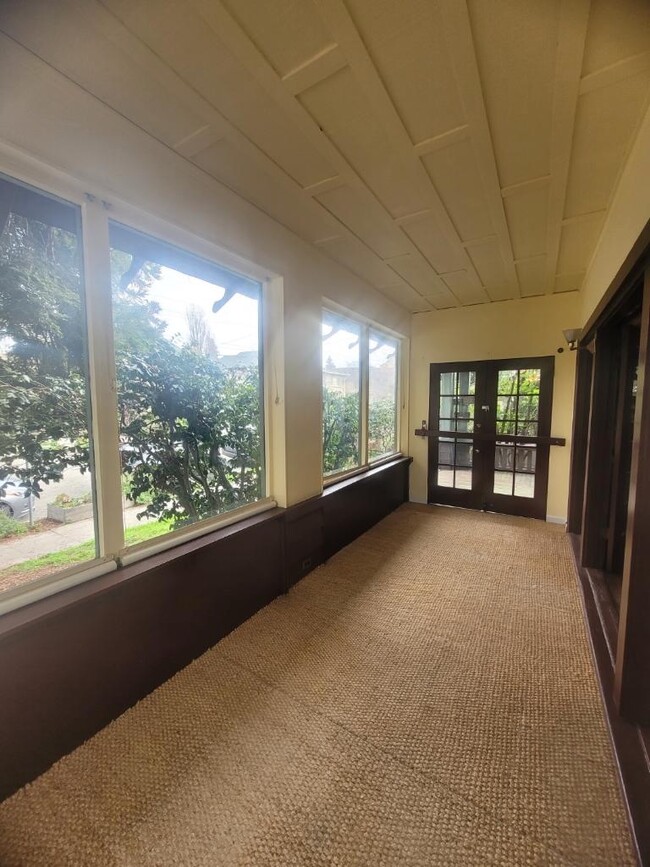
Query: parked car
0,476,35,520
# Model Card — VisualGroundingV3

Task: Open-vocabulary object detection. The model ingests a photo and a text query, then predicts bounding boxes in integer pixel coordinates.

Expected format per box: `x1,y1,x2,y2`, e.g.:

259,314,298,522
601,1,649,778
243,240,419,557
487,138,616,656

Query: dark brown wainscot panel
0,456,411,801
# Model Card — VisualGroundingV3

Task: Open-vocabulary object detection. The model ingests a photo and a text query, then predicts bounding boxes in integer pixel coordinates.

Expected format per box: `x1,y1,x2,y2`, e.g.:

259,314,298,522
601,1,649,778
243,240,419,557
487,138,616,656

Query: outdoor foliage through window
110,224,264,545
0,177,96,593
0,174,265,597
322,312,361,475
322,310,399,476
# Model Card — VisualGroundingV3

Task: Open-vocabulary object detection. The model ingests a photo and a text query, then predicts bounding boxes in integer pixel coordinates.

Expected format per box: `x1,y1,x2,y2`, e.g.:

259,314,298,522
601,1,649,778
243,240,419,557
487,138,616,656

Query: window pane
498,369,518,394
440,372,456,395
497,395,517,420
519,369,541,393
322,311,361,475
0,176,97,594
454,439,473,490
368,330,398,460
110,223,264,547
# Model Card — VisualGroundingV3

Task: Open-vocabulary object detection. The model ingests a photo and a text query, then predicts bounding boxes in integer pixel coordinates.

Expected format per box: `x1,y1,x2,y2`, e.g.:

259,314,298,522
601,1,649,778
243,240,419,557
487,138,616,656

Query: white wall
409,293,581,522
0,36,410,508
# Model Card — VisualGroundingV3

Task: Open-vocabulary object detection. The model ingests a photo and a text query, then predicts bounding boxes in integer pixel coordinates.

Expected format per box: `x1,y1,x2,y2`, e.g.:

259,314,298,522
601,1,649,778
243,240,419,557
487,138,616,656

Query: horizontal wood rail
414,428,565,447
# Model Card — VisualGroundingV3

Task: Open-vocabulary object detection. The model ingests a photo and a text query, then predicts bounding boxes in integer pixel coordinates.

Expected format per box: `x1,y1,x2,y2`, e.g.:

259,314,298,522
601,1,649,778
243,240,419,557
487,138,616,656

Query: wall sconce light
562,328,581,351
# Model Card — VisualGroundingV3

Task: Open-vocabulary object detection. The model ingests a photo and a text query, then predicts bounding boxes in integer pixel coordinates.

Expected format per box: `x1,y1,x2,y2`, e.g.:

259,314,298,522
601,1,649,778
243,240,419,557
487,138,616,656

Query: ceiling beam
544,0,591,294
500,176,551,199
187,0,467,308
309,0,490,301
413,125,470,157
281,44,347,95
579,50,650,96
437,0,520,299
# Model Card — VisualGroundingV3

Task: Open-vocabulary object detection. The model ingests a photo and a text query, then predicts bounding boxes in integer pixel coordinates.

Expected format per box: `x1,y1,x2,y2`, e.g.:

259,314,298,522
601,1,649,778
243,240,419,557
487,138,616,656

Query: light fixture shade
562,328,581,348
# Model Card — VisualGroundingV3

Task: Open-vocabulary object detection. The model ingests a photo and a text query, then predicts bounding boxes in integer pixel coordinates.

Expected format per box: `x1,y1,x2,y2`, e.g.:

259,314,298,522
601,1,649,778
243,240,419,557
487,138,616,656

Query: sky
150,266,259,356
321,322,396,369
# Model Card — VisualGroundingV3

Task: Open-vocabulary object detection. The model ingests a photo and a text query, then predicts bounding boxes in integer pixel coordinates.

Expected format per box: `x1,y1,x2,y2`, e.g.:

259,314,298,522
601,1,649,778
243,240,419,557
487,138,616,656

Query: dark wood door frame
566,219,650,865
427,356,555,521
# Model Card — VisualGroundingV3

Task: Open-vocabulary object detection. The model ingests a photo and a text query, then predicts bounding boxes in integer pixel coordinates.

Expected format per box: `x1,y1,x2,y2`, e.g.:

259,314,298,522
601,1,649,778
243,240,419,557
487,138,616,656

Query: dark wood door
427,357,555,520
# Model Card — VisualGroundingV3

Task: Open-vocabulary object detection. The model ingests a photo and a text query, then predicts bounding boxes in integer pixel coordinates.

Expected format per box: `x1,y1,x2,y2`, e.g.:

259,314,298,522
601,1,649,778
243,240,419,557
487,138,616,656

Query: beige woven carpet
0,504,636,866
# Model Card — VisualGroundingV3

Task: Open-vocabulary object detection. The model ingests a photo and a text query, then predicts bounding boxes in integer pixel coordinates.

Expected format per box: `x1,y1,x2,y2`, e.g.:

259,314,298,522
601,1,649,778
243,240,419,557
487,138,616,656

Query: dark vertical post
615,264,650,723
567,346,593,535
581,331,618,568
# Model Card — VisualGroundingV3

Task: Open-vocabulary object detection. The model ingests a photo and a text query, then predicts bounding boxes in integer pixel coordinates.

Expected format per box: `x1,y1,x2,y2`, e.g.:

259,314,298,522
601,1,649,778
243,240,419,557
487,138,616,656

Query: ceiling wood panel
581,0,650,77
468,0,559,189
343,0,465,144
465,239,513,302
2,0,648,312
421,141,494,244
193,139,338,243
565,70,650,218
1,0,204,148
504,186,549,261
516,257,547,298
316,185,412,259
219,0,332,79
556,213,606,276
400,213,467,275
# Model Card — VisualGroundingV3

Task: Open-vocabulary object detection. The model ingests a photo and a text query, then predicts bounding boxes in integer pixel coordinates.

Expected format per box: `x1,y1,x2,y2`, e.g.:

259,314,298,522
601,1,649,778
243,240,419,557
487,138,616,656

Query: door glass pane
439,395,455,418
497,395,517,420
111,223,265,545
437,436,454,488
455,439,473,490
517,395,539,421
440,372,456,395
494,442,514,495
0,176,98,595
368,330,398,460
517,420,538,436
457,371,476,395
514,446,535,497
498,369,518,394
439,418,456,432
514,473,535,498
519,369,541,393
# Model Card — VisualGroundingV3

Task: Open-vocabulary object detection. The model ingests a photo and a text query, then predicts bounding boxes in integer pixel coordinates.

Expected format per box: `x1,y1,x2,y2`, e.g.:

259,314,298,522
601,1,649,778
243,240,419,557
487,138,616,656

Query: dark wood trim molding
0,457,411,802
569,534,650,867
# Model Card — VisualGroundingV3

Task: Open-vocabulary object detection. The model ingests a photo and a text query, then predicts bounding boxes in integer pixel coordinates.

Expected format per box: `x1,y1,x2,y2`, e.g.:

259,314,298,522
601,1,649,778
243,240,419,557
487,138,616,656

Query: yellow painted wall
581,105,650,326
409,293,581,521
0,37,410,509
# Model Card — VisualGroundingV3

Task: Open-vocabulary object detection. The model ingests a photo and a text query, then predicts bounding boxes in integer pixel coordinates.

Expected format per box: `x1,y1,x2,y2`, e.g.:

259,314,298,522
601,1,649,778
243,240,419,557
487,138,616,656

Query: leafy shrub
0,513,28,539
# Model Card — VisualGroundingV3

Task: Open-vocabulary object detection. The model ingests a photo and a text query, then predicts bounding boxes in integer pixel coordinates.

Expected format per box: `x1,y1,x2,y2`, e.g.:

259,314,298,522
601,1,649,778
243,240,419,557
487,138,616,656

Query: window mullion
81,198,124,558
360,324,369,466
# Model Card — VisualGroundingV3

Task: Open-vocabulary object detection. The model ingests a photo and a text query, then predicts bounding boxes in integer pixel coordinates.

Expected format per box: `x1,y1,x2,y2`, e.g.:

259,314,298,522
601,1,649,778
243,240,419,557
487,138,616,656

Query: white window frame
0,147,280,615
322,302,404,487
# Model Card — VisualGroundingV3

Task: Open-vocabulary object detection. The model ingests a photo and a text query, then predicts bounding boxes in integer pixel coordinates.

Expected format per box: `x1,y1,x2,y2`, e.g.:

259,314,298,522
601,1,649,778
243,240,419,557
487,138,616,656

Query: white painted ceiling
1,0,649,312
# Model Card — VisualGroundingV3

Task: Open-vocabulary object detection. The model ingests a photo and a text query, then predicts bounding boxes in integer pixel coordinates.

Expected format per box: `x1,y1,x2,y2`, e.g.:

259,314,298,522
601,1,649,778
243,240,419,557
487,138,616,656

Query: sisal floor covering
0,504,636,866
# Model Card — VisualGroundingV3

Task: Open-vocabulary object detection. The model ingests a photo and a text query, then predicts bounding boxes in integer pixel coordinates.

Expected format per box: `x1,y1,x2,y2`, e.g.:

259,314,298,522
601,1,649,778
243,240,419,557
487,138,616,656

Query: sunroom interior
0,0,649,865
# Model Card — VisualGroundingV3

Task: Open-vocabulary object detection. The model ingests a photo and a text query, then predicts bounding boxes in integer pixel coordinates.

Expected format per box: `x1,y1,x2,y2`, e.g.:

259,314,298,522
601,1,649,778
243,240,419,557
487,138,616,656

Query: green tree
322,388,360,474
0,214,90,494
0,208,263,524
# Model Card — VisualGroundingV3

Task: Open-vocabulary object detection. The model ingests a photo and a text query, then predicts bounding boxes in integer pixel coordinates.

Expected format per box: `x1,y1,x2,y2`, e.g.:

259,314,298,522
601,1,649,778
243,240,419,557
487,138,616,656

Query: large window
0,177,97,594
110,225,264,548
0,173,267,605
322,309,400,478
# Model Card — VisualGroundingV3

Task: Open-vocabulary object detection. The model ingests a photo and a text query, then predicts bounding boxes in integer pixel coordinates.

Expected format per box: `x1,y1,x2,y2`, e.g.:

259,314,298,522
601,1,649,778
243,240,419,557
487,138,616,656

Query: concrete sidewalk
0,506,152,569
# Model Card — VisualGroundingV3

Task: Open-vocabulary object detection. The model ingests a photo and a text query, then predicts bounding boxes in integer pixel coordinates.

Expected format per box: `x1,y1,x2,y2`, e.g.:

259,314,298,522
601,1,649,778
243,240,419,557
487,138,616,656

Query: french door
427,357,555,519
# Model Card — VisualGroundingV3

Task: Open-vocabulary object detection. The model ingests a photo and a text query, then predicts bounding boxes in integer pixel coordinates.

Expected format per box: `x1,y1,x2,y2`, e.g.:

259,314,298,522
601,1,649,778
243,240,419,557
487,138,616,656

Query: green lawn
0,520,171,579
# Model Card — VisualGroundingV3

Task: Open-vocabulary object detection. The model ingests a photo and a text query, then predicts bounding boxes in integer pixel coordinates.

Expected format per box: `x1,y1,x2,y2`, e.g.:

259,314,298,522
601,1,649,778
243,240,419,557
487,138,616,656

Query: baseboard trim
546,514,566,525
569,533,650,867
